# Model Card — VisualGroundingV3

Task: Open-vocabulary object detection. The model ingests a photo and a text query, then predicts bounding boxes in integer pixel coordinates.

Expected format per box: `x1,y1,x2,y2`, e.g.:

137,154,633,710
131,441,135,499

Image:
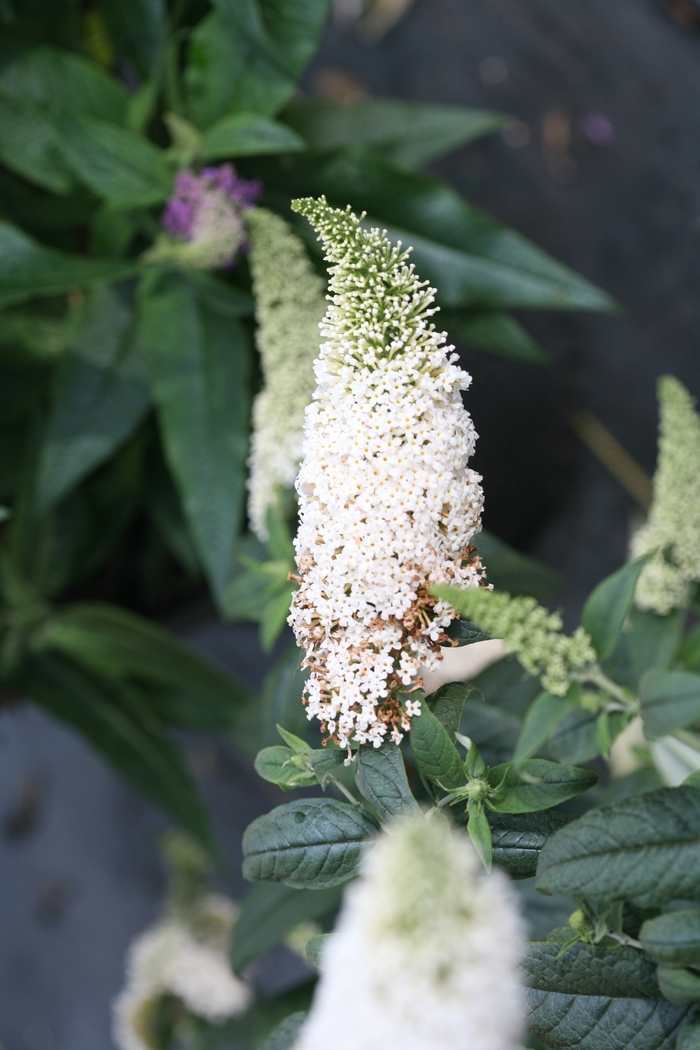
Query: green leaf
241,798,378,889
230,880,341,973
97,0,167,77
625,606,684,685
185,0,330,127
0,96,75,194
582,554,652,662
680,624,700,671
283,98,510,167
33,284,150,511
488,758,597,813
33,601,249,729
19,653,215,852
487,810,574,879
307,748,345,788
0,222,137,310
202,112,305,158
427,680,471,739
305,934,329,969
409,693,466,790
514,690,578,763
53,112,171,207
0,46,129,123
548,705,602,765
537,787,700,907
477,529,562,600
678,1023,700,1050
444,617,490,647
524,939,691,1050
640,909,700,966
254,746,316,790
276,725,311,753
686,770,700,789
467,800,493,871
356,742,420,822
657,966,700,1005
138,267,251,603
640,670,700,739
444,309,549,364
260,148,615,312
260,1012,308,1050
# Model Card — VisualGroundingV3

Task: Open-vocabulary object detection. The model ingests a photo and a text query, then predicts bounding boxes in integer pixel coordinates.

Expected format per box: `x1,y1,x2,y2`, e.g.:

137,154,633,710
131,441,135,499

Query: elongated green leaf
488,759,597,813
19,653,215,852
230,880,341,973
202,112,305,158
0,46,129,123
537,787,700,907
261,1013,308,1050
548,705,601,765
582,555,652,662
678,1023,700,1050
138,267,252,603
524,939,691,1050
427,680,471,739
680,624,700,671
242,798,377,888
0,96,75,193
444,618,490,647
307,748,345,788
444,309,549,364
32,601,250,728
487,810,574,879
54,112,171,206
284,98,509,167
97,0,167,77
641,670,700,738
254,746,316,789
0,222,137,309
34,284,149,511
409,695,465,790
356,742,420,822
657,966,700,1005
514,691,578,763
477,529,562,599
640,909,700,966
259,148,615,312
625,606,684,685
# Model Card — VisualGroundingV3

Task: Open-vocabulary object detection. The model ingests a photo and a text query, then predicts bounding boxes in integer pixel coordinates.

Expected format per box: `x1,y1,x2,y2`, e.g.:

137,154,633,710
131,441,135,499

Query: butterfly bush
288,196,484,749
246,208,326,540
433,585,596,696
295,816,525,1050
145,163,261,270
631,376,700,614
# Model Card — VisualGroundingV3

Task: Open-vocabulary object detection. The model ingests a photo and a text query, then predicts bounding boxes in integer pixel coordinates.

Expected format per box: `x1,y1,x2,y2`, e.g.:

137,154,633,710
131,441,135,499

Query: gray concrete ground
3,1,700,1046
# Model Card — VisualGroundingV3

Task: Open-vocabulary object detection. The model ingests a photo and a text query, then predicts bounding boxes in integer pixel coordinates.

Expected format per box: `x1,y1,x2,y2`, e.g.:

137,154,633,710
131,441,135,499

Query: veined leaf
202,112,305,159
242,798,378,889
640,670,700,738
487,810,574,879
138,266,252,603
254,745,316,789
230,879,341,973
0,46,129,123
582,554,652,662
356,742,420,821
640,908,700,966
537,787,700,907
427,680,471,740
487,759,597,813
0,96,75,194
34,283,150,512
409,694,465,790
0,222,137,310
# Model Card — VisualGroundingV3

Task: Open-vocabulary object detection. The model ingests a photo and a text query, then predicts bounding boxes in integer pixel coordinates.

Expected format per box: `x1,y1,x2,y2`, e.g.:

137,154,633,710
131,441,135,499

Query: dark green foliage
356,741,421,821
487,810,575,879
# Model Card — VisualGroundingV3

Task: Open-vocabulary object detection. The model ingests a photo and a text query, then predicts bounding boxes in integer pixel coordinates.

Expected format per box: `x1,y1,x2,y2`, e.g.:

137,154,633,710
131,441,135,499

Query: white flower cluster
632,376,700,614
113,894,251,1050
289,196,484,748
295,816,525,1050
246,208,326,540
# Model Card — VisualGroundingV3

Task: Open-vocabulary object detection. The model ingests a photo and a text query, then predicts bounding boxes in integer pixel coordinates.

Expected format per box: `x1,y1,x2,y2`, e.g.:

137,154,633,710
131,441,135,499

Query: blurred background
2,0,700,1047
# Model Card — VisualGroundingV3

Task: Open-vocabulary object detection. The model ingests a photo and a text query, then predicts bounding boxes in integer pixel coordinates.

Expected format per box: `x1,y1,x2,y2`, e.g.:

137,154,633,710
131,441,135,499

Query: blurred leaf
143,440,201,578
19,652,216,852
260,1012,308,1050
623,605,684,686
230,880,341,973
185,0,330,128
0,45,129,122
356,741,420,821
514,689,578,763
283,98,510,168
460,699,521,767
582,554,652,662
639,908,700,966
138,266,251,604
96,0,167,77
202,111,305,158
0,222,137,309
640,670,700,739
242,797,377,888
0,96,76,193
34,283,150,512
54,112,171,207
260,148,616,312
444,308,549,364
477,529,562,599
254,745,317,789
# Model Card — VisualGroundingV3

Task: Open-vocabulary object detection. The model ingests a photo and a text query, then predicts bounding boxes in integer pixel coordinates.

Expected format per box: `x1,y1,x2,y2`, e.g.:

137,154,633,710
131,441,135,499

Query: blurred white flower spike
295,816,525,1050
246,208,327,540
289,196,484,749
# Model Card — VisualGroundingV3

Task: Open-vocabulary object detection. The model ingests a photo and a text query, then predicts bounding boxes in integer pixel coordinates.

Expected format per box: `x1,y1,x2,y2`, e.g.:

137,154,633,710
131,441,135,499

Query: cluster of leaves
0,0,615,850
231,553,700,1050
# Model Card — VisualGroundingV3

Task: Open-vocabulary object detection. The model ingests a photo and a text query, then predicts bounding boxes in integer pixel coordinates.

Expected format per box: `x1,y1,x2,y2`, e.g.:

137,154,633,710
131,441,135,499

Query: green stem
579,667,637,712
328,774,362,807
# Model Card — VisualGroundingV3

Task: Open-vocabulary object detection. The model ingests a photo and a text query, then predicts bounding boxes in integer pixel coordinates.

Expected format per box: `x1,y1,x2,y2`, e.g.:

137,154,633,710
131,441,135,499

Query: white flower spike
295,816,525,1050
289,196,484,749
